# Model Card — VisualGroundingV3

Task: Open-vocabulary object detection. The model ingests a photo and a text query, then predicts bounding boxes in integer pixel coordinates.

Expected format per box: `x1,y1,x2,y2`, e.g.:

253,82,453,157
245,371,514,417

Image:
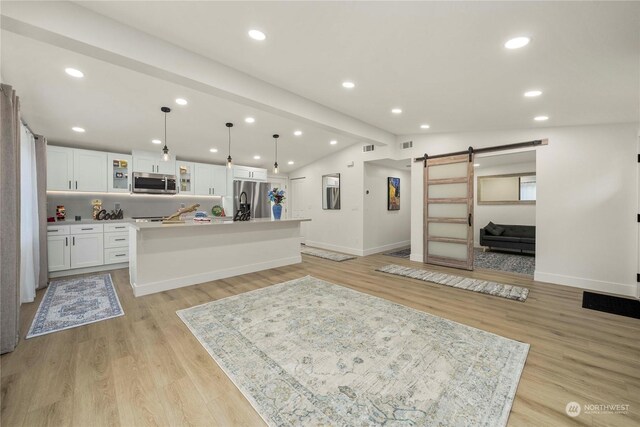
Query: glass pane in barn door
424,153,474,270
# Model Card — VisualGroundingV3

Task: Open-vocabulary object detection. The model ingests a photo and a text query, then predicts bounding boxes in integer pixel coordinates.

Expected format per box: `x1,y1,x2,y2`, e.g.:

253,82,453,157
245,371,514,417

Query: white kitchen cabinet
70,233,104,269
73,149,108,192
107,153,132,193
46,146,74,191
47,235,71,272
233,165,267,182
132,150,176,175
194,163,227,196
176,161,195,195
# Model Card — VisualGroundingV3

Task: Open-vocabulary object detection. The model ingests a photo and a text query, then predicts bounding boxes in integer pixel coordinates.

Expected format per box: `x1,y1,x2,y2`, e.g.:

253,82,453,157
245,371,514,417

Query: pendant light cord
163,112,167,150
228,126,231,155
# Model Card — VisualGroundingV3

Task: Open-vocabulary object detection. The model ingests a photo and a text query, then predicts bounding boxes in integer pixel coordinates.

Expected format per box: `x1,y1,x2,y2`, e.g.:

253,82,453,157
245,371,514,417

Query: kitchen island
129,218,310,296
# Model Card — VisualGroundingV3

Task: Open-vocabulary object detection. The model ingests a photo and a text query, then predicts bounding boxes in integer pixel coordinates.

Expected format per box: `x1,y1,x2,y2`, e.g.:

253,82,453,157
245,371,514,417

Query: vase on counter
272,203,282,220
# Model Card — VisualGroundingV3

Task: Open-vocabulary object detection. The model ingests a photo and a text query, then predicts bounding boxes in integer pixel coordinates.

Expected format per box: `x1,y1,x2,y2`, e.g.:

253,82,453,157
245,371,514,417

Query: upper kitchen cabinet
176,161,195,195
46,146,107,192
132,150,176,175
107,153,132,193
46,145,74,190
233,165,268,182
194,162,227,196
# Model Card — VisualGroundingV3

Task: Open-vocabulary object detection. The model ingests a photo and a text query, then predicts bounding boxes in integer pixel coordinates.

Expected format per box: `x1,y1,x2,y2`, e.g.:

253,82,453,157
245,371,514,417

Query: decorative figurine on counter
92,199,102,220
56,205,66,221
163,204,200,224
95,209,124,221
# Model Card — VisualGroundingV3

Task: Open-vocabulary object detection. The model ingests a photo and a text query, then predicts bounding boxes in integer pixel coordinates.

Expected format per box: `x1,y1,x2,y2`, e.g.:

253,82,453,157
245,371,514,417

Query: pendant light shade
273,134,279,174
160,106,171,162
226,122,234,169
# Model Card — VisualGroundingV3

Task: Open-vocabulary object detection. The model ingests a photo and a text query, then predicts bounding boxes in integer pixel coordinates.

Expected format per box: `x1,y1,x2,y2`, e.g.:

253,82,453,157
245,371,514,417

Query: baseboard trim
304,240,363,256
49,262,128,279
131,256,301,297
534,271,637,298
363,240,411,256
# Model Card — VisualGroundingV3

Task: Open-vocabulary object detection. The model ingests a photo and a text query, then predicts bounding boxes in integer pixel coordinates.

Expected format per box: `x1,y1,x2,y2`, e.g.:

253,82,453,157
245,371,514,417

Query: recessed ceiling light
342,81,355,89
534,115,549,121
71,127,85,133
245,117,255,123
248,29,266,41
330,140,338,145
151,139,162,144
420,124,430,129
473,163,480,167
288,161,294,165
253,155,261,160
391,108,402,114
209,148,218,153
175,98,188,105
294,130,302,136
524,90,542,97
505,36,530,49
65,68,84,78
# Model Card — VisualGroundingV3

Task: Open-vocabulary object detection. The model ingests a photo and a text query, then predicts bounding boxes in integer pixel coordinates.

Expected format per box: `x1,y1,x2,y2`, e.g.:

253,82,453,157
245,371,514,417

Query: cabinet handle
212,187,214,195
65,237,68,246
115,226,126,229
81,228,93,231
72,236,75,245
129,183,131,191
48,229,58,233
75,181,78,189
68,180,71,189
115,238,126,241
115,254,126,257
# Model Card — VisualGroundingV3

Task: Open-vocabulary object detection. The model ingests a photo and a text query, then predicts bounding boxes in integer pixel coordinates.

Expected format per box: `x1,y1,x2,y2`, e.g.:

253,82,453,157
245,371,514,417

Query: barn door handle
468,213,472,227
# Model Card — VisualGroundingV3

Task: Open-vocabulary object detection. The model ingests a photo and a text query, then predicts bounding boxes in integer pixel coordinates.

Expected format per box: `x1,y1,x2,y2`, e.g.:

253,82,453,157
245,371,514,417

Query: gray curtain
1,83,21,354
34,135,48,289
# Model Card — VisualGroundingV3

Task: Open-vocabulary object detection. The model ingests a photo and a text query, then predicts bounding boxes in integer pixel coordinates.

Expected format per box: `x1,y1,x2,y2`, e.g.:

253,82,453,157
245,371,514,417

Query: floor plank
2,253,639,426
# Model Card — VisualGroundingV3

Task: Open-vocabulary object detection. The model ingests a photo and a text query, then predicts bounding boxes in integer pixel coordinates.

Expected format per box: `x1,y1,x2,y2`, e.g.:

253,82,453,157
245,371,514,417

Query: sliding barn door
424,153,474,270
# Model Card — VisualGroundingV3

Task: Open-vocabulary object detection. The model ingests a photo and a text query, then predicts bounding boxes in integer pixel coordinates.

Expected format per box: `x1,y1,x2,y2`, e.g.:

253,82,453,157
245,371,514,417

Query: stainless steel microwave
132,172,177,194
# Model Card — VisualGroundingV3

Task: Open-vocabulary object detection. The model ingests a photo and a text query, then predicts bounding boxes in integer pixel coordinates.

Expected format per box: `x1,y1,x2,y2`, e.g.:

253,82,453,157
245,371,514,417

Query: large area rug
300,246,356,262
26,274,124,339
178,276,529,426
377,264,530,302
474,248,535,276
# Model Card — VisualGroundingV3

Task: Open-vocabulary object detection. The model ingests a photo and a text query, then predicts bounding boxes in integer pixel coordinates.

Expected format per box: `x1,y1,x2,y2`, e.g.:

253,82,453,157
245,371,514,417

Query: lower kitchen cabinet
47,234,71,272
70,233,104,269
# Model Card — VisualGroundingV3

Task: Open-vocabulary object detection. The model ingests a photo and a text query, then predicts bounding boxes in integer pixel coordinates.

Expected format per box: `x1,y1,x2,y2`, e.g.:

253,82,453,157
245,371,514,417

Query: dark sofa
479,223,535,252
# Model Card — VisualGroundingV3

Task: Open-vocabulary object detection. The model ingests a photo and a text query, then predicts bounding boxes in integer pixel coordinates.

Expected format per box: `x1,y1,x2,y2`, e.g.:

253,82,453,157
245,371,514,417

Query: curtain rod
413,138,547,163
20,119,39,139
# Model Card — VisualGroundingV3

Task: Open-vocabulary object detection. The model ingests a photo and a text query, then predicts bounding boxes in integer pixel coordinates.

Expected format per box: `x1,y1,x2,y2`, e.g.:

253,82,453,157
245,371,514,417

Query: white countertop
48,218,134,226
132,217,311,231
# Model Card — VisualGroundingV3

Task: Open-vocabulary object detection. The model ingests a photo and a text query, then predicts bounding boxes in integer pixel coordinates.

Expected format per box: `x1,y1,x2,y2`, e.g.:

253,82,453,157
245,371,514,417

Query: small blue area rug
26,274,124,339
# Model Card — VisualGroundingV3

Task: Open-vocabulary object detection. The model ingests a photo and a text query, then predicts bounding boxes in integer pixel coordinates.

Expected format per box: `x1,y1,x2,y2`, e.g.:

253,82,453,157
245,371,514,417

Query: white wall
363,163,411,255
409,123,639,296
474,160,536,246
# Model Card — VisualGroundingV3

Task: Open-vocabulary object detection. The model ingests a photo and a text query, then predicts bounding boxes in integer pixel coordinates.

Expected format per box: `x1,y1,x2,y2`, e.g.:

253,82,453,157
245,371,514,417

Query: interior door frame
423,153,474,270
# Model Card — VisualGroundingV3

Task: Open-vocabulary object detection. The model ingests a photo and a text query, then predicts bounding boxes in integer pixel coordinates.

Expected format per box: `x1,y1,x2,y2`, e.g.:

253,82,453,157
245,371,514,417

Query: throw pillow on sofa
485,222,505,236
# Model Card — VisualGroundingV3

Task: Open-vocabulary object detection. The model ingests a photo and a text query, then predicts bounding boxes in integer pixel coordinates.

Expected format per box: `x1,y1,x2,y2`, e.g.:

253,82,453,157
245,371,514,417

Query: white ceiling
78,1,640,135
1,1,638,173
1,30,360,172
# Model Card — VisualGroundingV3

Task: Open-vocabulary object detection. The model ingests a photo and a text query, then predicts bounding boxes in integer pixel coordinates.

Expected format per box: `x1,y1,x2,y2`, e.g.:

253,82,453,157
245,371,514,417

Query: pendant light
160,106,171,162
226,122,234,169
273,134,279,174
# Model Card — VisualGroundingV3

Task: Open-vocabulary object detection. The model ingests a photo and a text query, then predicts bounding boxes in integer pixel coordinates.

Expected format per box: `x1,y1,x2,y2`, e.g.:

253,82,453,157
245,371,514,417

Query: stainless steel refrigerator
233,180,271,219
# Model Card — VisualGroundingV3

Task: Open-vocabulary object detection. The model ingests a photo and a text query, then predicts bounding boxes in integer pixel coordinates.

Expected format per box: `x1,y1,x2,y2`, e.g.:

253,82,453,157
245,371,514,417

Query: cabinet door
212,165,227,196
157,159,176,175
176,161,195,195
107,153,132,193
133,156,156,173
47,235,70,272
233,166,252,180
70,233,104,269
194,163,214,195
73,149,107,192
47,146,74,191
252,168,268,182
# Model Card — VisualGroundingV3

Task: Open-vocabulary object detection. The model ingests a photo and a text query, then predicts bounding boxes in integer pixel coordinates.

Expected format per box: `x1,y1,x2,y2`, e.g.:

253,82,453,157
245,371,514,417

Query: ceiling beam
1,1,395,146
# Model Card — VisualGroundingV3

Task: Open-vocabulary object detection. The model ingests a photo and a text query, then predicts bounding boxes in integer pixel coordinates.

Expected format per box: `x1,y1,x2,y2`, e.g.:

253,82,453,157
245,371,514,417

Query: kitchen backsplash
47,193,231,220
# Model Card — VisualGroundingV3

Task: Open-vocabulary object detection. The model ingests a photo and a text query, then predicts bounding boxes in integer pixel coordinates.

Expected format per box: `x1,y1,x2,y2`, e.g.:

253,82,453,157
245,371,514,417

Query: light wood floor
2,253,639,426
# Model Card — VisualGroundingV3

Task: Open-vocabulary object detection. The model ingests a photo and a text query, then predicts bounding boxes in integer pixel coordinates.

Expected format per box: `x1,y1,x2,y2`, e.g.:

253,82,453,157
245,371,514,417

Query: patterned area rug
474,248,535,276
383,247,411,258
178,276,529,426
377,264,529,302
26,274,124,338
301,246,356,261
